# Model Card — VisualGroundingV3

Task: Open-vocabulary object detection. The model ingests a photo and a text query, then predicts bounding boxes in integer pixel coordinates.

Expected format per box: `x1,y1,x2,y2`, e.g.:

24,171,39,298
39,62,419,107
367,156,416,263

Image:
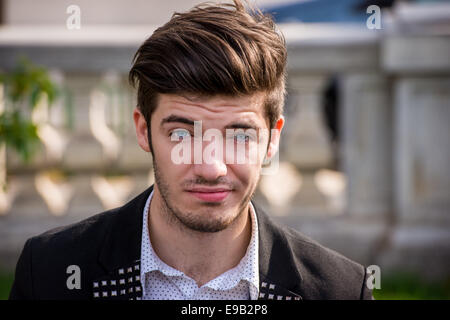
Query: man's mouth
185,187,232,202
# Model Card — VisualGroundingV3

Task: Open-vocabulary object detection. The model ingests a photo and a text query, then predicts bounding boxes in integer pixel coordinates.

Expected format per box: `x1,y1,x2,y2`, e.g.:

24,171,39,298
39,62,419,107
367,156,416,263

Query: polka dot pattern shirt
140,190,260,300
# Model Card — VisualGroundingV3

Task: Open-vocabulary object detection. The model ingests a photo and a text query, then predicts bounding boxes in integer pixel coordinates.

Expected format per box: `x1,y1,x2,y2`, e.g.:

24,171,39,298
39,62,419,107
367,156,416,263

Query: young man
10,0,373,300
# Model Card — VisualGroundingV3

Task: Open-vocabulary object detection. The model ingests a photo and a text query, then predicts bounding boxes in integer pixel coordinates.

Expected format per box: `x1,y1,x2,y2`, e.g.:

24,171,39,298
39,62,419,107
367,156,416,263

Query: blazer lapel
93,186,154,300
92,260,142,300
254,202,303,301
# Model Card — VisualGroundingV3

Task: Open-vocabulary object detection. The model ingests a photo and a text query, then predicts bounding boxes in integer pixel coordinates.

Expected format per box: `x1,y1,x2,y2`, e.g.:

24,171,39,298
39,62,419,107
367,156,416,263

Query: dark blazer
9,185,373,300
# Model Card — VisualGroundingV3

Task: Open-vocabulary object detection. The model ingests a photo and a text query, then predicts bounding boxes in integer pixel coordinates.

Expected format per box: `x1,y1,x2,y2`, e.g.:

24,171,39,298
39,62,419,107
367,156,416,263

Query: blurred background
0,0,449,299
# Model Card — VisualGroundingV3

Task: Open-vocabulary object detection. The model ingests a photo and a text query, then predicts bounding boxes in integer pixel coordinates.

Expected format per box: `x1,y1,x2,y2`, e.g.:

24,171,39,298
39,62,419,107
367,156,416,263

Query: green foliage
373,273,450,300
0,57,59,162
0,270,13,300
0,57,57,108
0,110,39,162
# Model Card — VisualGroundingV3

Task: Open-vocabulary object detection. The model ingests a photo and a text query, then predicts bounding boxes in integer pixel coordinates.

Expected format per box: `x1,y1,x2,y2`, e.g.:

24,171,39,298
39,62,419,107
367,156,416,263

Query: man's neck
147,188,252,287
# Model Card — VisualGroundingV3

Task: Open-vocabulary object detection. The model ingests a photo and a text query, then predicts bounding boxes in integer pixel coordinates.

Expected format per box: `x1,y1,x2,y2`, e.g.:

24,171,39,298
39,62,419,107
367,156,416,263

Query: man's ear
133,108,151,152
266,115,284,160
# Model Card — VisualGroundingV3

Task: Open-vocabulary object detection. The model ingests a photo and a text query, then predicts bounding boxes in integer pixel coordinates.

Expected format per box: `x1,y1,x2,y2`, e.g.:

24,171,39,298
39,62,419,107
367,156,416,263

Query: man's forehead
158,92,266,110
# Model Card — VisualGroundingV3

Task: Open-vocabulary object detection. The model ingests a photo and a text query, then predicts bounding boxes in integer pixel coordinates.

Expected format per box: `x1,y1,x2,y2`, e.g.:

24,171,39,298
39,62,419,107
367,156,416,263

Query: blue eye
170,129,191,141
234,133,250,143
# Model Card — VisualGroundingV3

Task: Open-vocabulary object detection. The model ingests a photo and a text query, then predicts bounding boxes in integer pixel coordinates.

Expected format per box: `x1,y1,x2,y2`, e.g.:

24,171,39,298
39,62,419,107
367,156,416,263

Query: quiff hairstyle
129,0,287,138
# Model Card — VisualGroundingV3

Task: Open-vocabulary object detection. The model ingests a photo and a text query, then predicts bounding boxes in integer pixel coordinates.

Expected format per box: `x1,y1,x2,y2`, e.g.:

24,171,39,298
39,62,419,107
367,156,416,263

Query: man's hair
129,0,287,138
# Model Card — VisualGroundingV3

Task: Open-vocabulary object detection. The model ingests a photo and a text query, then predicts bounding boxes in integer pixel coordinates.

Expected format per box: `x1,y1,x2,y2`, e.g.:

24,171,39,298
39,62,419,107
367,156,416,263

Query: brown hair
129,0,287,138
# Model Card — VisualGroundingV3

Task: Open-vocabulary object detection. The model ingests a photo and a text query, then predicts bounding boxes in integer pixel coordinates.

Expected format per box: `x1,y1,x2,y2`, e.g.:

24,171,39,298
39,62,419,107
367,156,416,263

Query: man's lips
185,187,232,202
187,187,232,193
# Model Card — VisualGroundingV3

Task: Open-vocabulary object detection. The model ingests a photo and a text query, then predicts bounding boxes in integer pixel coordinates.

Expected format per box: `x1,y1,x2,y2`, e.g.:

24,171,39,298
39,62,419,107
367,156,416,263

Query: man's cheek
230,165,253,187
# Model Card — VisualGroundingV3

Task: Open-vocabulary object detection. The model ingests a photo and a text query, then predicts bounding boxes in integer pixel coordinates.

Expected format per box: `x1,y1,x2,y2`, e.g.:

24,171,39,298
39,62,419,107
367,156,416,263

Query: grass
0,270,449,300
0,270,14,300
372,273,450,300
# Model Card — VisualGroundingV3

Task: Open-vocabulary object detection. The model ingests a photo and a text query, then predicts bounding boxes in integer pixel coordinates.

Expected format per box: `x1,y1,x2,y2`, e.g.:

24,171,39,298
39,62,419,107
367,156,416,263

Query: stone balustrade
0,15,449,280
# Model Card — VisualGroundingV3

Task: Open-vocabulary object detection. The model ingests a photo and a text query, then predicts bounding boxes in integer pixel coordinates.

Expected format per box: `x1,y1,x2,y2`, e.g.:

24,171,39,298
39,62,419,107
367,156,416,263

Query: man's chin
182,221,229,233
172,206,239,233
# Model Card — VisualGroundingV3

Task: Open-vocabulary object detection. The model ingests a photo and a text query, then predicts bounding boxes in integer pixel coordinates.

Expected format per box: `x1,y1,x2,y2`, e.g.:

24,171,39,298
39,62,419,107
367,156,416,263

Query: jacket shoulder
10,208,118,300
278,222,370,299
31,208,116,254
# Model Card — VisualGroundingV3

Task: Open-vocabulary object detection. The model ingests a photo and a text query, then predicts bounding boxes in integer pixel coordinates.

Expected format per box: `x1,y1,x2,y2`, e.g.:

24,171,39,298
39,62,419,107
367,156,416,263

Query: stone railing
0,16,449,280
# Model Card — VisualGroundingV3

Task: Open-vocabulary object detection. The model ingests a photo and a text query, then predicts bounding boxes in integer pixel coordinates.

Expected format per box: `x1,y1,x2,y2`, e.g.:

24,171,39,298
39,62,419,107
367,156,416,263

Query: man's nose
193,158,227,181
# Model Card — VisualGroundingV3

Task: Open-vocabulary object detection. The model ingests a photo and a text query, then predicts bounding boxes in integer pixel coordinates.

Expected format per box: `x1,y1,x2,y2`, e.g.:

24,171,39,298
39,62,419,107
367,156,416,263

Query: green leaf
0,110,40,162
0,57,59,163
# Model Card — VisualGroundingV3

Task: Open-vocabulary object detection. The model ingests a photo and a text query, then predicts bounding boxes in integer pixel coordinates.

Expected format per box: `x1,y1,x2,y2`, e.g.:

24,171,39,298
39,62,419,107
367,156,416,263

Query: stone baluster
394,78,450,222
340,73,393,217
284,74,333,169
280,75,333,208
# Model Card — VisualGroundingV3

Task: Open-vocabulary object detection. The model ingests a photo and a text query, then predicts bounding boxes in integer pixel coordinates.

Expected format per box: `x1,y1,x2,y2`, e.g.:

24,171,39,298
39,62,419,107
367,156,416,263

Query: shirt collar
140,189,260,298
140,191,184,277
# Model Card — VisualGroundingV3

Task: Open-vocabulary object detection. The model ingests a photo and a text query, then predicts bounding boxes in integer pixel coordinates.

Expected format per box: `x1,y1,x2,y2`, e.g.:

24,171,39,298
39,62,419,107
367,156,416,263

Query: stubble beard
152,156,258,233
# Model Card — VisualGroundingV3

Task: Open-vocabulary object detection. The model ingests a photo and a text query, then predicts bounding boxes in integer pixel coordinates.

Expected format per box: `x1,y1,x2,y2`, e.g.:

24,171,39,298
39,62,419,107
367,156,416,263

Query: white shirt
140,190,260,300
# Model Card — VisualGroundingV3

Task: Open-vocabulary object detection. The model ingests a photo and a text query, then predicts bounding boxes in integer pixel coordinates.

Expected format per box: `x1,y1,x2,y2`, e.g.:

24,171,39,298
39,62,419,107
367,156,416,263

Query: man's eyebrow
160,115,195,127
160,115,261,130
225,120,260,130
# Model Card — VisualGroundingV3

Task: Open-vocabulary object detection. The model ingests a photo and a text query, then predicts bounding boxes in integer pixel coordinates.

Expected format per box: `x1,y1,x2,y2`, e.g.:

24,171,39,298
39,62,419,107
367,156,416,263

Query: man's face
134,92,283,233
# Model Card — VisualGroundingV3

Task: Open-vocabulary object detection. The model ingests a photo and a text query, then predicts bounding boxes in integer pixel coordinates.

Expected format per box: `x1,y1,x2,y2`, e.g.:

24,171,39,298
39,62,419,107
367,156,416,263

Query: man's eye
170,129,191,141
234,133,250,143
